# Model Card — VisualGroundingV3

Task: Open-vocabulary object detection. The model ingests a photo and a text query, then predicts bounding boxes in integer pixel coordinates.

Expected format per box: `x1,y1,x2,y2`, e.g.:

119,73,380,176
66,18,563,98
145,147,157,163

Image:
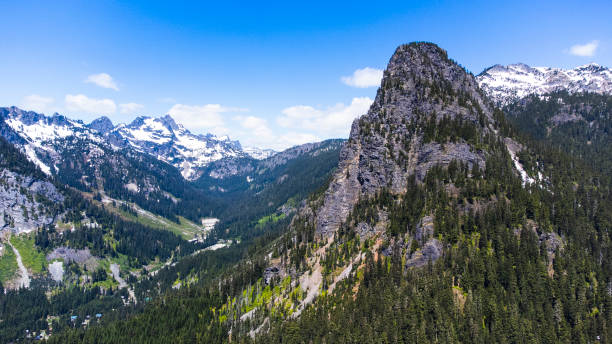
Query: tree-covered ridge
0,134,208,342
259,136,612,343
504,91,612,177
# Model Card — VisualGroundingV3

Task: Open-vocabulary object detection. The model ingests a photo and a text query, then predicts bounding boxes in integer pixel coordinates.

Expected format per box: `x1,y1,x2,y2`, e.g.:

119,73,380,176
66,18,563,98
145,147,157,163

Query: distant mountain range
477,62,612,105
0,107,275,180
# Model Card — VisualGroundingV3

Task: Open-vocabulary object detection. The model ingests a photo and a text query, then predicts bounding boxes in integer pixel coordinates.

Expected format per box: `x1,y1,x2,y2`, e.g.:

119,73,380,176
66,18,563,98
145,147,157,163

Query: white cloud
21,94,54,113
65,94,117,114
119,103,144,114
277,97,373,138
276,132,321,148
168,103,246,135
85,73,119,91
568,40,599,57
341,67,383,88
236,115,274,138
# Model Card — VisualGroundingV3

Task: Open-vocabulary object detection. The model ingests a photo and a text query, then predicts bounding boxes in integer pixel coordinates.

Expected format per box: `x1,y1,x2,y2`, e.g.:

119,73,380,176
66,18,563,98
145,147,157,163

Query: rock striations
316,42,495,238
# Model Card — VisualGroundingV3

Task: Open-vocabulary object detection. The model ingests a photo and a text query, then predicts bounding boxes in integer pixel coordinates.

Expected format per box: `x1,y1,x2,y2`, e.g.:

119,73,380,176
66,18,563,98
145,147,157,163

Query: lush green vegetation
259,135,612,343
111,201,204,240
10,234,46,274
0,243,18,283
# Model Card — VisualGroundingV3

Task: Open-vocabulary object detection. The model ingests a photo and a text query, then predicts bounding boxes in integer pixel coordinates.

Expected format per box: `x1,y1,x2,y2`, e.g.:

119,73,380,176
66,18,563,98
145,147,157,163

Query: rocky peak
88,116,114,133
159,114,180,131
315,42,493,238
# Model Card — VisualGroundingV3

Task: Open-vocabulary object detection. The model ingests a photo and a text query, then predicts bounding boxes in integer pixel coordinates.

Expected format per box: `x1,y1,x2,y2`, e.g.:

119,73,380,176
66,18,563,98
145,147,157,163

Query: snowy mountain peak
107,115,246,179
243,146,276,160
1,108,278,180
477,62,612,105
105,115,274,179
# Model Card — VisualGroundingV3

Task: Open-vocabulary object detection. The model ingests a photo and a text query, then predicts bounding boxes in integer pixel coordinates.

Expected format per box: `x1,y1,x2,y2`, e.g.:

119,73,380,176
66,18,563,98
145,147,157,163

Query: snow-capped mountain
0,106,277,181
242,146,276,160
477,63,612,105
102,115,249,180
0,106,105,174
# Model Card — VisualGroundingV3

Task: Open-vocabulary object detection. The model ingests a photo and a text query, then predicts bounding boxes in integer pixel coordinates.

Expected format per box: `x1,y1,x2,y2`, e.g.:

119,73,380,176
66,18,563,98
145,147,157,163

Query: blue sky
1,0,610,150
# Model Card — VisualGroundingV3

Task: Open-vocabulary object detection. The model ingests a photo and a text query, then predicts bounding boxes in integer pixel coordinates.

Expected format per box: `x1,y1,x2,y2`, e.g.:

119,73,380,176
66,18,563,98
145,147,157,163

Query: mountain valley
0,42,611,343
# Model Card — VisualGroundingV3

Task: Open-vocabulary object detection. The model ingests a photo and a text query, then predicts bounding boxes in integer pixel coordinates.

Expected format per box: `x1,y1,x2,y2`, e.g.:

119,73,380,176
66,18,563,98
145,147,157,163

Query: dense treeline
53,139,226,223
46,213,297,343
0,282,126,343
206,140,343,241
36,200,199,265
505,91,612,177
259,134,612,343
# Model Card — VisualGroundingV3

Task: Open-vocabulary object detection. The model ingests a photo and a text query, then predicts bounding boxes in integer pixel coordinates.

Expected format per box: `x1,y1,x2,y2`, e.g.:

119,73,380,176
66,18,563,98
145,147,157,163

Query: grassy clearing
10,234,46,274
0,243,18,283
110,202,203,240
257,213,286,227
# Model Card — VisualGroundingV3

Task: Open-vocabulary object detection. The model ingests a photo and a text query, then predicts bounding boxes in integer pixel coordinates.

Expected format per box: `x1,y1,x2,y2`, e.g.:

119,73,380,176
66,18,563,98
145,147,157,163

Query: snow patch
505,140,535,186
24,144,51,174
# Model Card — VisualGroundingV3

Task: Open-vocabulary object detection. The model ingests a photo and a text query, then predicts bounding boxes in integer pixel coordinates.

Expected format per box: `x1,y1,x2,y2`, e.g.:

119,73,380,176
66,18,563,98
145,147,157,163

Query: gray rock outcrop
0,170,63,234
405,238,443,268
316,43,493,238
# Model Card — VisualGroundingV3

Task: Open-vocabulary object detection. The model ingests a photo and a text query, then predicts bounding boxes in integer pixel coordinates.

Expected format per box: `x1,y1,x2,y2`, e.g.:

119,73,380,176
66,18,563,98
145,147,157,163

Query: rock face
46,247,94,264
0,169,63,234
477,63,612,105
316,43,492,238
263,266,282,284
415,215,434,244
405,239,443,268
88,116,114,134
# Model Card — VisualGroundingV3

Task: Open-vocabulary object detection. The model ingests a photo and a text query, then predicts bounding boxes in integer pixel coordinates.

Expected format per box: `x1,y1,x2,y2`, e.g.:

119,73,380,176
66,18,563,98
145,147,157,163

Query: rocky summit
316,42,493,238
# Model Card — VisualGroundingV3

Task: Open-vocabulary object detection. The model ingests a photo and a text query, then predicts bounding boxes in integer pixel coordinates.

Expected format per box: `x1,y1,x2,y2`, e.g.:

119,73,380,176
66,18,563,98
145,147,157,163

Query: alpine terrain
38,42,612,343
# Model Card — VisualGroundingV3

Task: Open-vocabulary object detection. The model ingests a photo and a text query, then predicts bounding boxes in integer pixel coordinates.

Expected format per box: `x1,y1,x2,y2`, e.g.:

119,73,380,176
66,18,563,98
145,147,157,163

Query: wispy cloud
21,94,54,113
119,102,144,114
277,97,373,138
341,67,383,88
85,73,119,91
168,103,247,135
65,94,116,114
568,40,599,57
233,114,321,151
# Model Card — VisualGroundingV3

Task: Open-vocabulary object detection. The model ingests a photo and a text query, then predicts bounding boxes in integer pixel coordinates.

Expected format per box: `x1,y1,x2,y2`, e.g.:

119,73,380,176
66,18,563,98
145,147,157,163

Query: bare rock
405,238,442,268
316,43,492,238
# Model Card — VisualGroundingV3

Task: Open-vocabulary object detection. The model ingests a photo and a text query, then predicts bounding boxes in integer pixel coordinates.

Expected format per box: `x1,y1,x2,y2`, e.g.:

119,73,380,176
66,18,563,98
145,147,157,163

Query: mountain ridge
477,62,612,105
0,106,276,180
